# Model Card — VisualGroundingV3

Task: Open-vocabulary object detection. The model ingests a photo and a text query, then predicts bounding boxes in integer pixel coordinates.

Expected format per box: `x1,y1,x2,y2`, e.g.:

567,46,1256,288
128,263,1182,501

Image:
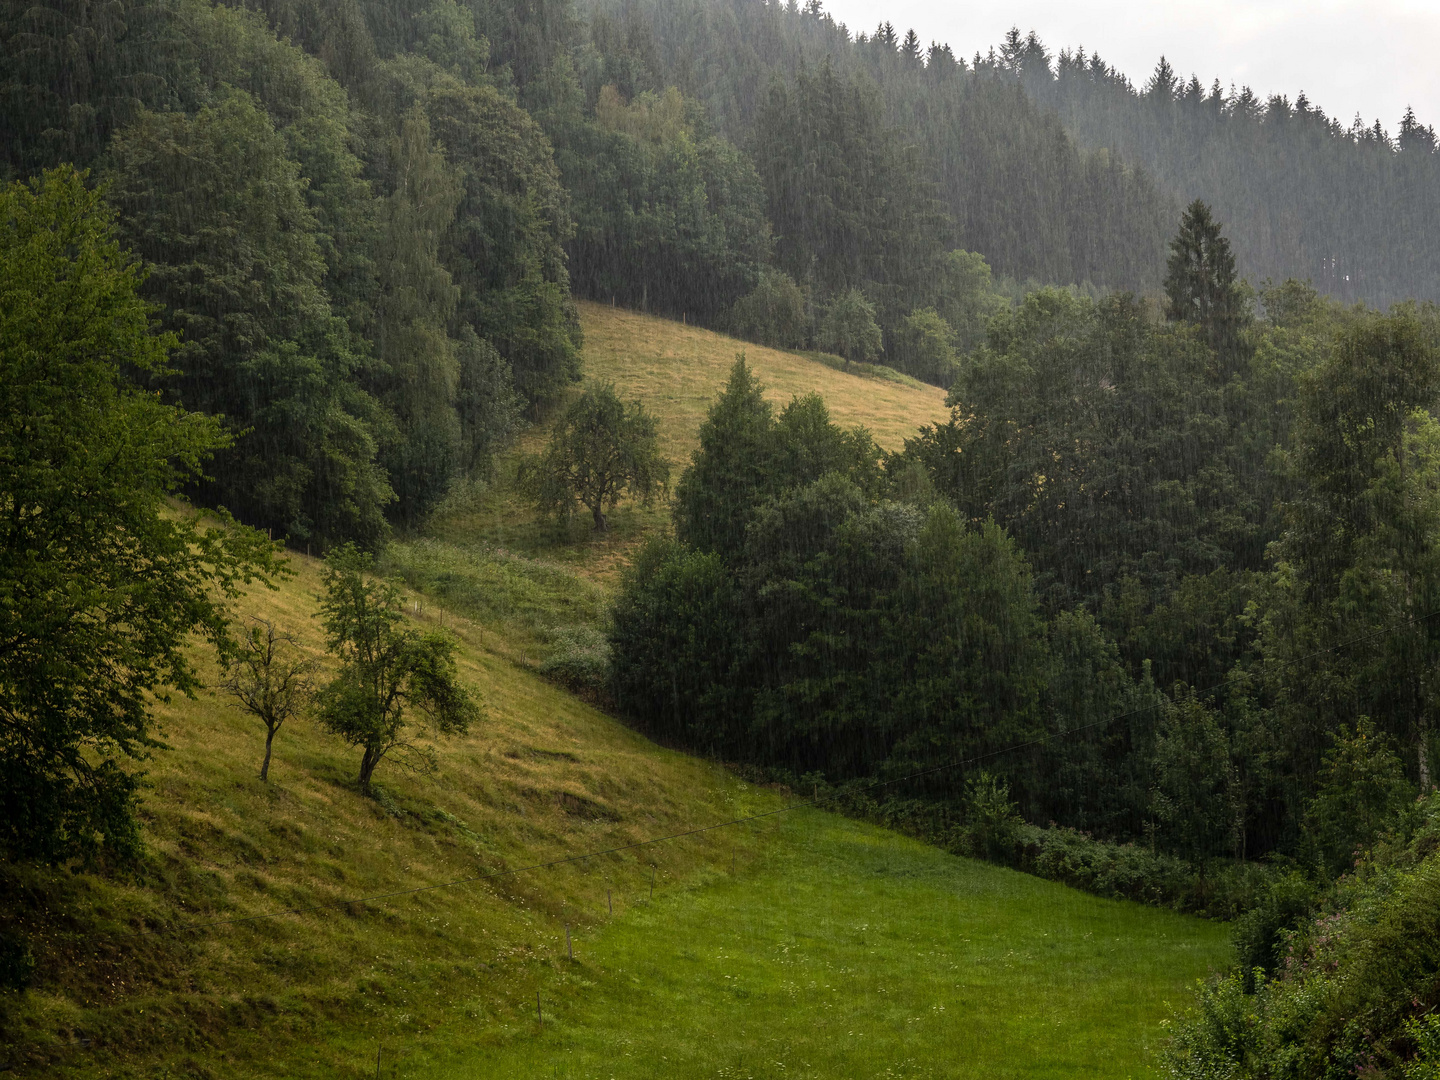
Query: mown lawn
398,811,1229,1080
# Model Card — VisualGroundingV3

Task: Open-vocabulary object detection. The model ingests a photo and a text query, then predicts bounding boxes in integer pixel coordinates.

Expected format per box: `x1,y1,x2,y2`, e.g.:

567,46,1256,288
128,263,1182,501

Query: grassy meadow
3,550,1230,1079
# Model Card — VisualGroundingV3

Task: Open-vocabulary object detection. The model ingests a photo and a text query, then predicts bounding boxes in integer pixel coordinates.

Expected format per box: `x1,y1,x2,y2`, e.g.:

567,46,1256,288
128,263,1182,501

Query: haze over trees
4,0,1440,1073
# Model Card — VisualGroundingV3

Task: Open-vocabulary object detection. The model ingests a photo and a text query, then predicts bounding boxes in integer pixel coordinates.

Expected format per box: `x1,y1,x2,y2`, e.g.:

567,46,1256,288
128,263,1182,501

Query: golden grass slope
416,304,954,591
575,300,952,463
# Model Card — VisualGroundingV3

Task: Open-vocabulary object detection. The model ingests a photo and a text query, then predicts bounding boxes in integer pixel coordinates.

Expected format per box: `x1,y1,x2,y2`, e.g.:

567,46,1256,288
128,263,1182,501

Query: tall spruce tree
1164,199,1249,357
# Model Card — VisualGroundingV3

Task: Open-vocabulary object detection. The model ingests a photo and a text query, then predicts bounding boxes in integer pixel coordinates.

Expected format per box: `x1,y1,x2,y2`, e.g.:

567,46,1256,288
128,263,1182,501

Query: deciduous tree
315,545,480,795
524,384,669,531
0,167,280,866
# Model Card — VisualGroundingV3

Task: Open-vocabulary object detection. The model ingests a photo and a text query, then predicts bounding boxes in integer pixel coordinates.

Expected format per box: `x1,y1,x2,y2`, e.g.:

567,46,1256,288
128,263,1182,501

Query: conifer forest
3,0,1440,1076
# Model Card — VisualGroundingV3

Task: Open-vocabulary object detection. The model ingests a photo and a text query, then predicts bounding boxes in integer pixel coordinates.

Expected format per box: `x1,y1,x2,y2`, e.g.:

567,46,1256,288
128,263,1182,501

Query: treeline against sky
6,0,1437,552
588,0,1440,308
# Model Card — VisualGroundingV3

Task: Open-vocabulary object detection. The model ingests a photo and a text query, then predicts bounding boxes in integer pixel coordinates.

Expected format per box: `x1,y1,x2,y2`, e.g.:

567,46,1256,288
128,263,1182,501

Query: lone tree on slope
221,618,316,782
315,545,480,796
524,383,669,532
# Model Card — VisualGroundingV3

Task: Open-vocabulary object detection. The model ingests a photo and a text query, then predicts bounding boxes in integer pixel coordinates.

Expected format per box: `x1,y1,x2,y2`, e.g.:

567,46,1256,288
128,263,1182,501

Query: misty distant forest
5,0,1440,1076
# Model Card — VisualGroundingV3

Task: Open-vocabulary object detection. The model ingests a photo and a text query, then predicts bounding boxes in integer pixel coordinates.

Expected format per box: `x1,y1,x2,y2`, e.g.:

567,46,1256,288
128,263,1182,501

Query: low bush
539,626,612,703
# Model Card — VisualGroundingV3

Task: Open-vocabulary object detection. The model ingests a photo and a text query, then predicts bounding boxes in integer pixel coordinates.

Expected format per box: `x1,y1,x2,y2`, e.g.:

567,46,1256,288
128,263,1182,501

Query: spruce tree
1163,200,1248,357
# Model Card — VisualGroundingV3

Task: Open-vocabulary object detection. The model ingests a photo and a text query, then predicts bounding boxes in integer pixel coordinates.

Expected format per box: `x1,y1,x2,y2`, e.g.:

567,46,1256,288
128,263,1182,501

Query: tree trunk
260,726,276,782
1421,718,1432,792
358,744,380,795
591,503,607,532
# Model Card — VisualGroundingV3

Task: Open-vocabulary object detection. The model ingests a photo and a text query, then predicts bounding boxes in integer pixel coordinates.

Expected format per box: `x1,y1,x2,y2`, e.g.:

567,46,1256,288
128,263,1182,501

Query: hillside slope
412,303,953,599
3,551,1229,1079
575,301,951,460
3,309,1229,1078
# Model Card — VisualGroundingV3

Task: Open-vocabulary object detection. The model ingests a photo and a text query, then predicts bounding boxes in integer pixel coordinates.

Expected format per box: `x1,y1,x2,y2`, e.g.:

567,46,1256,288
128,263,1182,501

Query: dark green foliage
752,60,948,312
105,90,395,545
315,544,480,794
882,508,1049,798
0,926,35,990
616,372,1056,802
1260,309,1440,803
424,71,581,408
1302,722,1415,878
889,307,958,386
588,0,1173,294
609,539,748,749
673,357,778,557
1164,199,1250,359
523,383,668,531
0,167,279,866
0,0,196,179
1,0,581,542
905,285,1274,627
555,84,771,323
673,358,881,557
1149,690,1243,861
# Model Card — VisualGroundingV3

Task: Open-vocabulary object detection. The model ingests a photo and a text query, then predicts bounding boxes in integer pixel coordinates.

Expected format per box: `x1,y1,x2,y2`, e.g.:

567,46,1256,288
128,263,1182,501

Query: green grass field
412,813,1229,1080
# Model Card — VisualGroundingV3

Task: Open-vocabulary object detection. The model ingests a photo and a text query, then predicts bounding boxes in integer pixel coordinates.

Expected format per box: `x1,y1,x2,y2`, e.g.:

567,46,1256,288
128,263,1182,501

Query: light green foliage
1407,1014,1440,1080
1262,308,1440,805
818,288,883,364
934,249,1008,353
730,267,809,349
1149,691,1243,861
1302,721,1414,877
0,166,279,866
316,545,481,794
537,625,612,698
890,306,959,386
524,383,669,532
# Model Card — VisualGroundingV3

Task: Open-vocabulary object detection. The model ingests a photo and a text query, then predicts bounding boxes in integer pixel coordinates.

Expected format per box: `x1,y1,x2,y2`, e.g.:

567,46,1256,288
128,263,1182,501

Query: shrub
539,626,612,700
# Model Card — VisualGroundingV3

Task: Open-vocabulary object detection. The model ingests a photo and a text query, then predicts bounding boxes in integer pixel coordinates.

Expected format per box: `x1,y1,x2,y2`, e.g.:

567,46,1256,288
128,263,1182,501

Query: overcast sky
819,0,1439,133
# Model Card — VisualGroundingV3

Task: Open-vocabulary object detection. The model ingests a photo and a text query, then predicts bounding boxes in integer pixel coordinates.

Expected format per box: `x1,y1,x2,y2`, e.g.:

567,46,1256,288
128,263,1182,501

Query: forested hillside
7,0,1440,1076
582,0,1439,308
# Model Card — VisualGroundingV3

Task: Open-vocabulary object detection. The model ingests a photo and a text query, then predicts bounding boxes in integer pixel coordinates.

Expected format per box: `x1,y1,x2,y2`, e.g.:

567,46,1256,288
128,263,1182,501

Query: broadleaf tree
524,383,669,531
0,166,281,867
315,545,480,795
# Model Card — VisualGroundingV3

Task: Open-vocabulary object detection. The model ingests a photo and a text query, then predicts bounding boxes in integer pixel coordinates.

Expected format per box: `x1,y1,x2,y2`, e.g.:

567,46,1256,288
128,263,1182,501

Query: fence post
566,923,572,961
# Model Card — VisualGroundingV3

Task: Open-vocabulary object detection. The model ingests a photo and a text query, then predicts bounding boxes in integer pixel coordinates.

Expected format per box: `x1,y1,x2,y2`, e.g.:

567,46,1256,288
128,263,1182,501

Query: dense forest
5,0,1440,1075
